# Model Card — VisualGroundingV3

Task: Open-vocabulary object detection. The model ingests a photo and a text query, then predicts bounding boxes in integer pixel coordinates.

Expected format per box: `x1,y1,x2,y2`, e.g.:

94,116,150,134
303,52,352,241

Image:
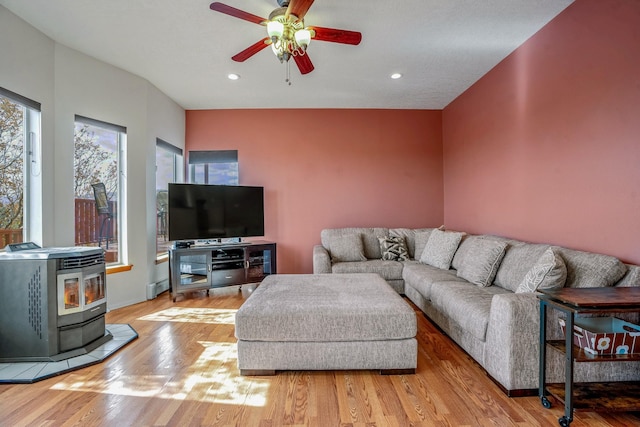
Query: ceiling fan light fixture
267,21,284,39
268,12,308,63
271,43,284,61
227,73,240,80
295,28,311,50
391,73,403,79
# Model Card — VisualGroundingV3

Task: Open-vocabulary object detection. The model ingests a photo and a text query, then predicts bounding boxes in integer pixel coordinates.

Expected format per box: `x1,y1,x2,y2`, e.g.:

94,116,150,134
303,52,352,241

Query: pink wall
186,109,444,273
443,0,640,264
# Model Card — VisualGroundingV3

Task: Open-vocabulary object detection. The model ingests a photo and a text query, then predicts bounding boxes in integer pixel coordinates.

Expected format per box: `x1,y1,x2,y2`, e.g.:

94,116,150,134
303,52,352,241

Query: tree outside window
0,89,41,249
0,97,24,244
74,116,126,264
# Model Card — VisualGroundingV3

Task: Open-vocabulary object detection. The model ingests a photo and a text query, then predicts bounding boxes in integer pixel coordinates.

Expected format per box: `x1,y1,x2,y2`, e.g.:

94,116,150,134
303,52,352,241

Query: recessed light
390,73,402,79
228,73,240,80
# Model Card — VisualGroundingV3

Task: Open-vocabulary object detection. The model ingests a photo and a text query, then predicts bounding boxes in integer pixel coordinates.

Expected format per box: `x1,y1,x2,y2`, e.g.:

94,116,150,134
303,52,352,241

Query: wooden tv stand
168,240,276,302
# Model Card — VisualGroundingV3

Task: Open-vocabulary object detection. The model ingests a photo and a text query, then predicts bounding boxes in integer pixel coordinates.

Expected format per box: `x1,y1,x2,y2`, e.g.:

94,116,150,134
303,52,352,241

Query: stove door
57,263,106,316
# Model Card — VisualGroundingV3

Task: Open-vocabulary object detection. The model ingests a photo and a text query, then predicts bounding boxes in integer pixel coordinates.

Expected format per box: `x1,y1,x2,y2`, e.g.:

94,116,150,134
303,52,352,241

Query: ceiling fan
209,0,362,81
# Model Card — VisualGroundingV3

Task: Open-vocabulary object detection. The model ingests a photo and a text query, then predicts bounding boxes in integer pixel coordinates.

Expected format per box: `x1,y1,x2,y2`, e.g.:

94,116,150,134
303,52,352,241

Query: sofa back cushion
614,265,640,323
554,246,627,288
450,234,471,270
414,230,435,260
616,265,640,288
494,243,550,292
455,236,508,287
390,227,436,259
321,228,389,259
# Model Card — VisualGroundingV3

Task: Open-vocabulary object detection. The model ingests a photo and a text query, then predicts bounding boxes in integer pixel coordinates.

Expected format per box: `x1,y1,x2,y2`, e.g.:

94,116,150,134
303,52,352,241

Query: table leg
560,311,574,426
539,300,552,408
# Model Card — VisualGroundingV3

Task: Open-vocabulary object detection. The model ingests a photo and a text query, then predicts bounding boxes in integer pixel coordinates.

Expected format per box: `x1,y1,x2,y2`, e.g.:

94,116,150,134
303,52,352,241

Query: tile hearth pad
0,324,138,384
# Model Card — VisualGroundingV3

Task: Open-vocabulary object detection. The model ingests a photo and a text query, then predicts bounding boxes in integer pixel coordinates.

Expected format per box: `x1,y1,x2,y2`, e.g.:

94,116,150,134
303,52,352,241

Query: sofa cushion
390,228,435,259
430,281,511,341
420,229,464,270
614,266,640,323
515,248,567,293
332,259,404,281
402,261,459,300
413,230,433,261
326,234,366,262
616,265,640,287
456,237,508,287
555,247,627,288
321,228,388,259
450,234,471,270
378,236,409,261
494,243,550,292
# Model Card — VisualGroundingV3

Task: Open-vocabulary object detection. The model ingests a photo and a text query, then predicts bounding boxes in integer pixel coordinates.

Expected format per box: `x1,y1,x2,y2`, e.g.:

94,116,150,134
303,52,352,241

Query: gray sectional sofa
313,227,640,395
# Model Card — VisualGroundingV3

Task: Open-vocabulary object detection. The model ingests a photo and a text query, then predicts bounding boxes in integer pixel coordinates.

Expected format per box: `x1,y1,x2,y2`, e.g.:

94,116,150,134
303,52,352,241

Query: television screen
168,184,264,241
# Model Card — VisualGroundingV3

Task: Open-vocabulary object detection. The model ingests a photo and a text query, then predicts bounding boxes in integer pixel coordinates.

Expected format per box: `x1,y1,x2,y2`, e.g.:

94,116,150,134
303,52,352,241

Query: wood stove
0,246,111,362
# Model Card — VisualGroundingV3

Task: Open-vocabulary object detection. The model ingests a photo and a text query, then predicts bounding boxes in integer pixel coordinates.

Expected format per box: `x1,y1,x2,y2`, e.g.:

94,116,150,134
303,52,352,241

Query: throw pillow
516,248,567,293
456,237,508,287
327,234,367,262
378,236,409,261
419,229,464,270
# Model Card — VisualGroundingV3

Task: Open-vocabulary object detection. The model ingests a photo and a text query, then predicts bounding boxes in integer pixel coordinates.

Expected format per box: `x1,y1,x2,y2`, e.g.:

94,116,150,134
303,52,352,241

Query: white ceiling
1,0,573,110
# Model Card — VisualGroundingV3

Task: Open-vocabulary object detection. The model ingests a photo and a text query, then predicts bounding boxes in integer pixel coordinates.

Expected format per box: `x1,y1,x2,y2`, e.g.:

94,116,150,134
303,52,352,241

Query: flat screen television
168,183,264,242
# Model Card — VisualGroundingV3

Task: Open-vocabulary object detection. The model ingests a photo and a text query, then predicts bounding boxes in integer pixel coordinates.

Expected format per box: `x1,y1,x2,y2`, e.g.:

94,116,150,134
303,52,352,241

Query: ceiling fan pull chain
286,60,292,86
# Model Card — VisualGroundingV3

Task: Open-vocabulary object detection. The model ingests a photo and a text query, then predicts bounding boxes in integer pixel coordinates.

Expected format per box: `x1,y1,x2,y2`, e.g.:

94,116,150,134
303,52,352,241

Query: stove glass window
84,273,105,306
63,278,81,310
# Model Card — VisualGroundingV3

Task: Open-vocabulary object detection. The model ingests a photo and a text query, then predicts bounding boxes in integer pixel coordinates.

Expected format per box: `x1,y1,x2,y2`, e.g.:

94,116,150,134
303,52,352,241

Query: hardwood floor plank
1,286,640,426
309,372,340,427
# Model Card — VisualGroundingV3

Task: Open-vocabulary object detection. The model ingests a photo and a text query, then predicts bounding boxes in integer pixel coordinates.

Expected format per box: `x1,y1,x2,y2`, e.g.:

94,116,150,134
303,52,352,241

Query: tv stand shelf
168,241,276,302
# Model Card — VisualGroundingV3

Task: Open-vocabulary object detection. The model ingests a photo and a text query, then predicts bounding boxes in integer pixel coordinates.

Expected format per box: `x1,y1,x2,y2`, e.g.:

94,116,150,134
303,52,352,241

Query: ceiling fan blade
286,0,314,22
232,38,270,62
310,26,362,45
210,2,266,25
293,52,314,75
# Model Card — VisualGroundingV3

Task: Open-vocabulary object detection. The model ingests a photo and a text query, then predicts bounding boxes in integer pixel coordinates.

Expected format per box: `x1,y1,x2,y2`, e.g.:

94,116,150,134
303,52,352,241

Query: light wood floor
1,285,639,427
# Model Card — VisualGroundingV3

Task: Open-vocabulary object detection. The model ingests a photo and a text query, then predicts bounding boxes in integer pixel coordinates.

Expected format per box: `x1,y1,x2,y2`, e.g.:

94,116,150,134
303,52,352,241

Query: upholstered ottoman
235,273,417,375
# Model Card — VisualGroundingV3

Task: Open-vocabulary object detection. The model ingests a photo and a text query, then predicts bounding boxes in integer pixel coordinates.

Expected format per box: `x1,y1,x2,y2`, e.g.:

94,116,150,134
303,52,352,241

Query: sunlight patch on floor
51,374,170,397
50,341,270,407
139,307,238,324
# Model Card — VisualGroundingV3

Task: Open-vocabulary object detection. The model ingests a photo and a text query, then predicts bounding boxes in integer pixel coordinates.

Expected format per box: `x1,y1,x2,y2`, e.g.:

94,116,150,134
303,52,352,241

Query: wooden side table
538,287,640,426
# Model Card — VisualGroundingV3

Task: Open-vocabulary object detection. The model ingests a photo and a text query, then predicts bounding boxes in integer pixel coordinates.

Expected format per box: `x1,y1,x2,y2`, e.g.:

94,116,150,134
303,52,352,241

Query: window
188,150,238,185
74,115,126,264
156,139,183,255
0,87,41,249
